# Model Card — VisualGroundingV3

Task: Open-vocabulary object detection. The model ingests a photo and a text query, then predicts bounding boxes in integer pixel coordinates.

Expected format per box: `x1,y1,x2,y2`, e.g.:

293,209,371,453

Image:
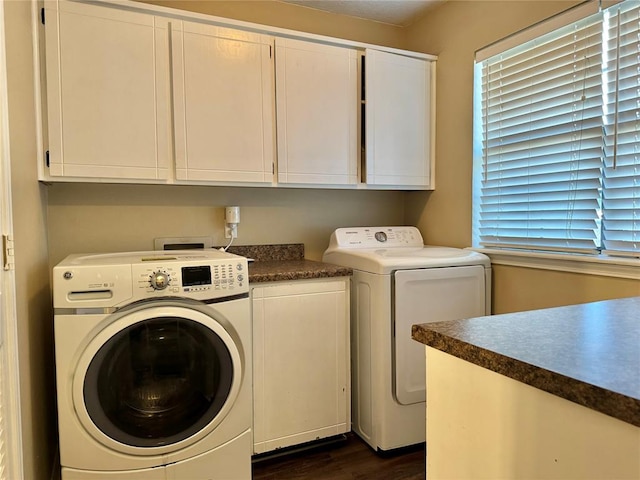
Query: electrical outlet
225,224,238,239
224,206,240,239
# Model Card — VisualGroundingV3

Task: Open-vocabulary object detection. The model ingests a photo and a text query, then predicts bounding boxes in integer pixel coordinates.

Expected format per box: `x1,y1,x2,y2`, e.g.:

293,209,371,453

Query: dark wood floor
252,433,425,480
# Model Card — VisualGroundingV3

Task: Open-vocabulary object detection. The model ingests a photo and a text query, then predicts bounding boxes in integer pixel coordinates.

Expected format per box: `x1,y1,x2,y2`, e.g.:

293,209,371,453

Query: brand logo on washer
63,271,73,279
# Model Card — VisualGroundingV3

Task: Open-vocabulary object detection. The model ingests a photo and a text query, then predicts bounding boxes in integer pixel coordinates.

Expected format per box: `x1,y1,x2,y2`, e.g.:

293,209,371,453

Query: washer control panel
133,257,246,296
329,226,424,249
53,250,249,308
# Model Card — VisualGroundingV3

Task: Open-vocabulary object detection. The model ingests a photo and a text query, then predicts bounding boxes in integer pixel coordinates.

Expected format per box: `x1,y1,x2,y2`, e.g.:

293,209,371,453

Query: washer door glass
83,316,234,448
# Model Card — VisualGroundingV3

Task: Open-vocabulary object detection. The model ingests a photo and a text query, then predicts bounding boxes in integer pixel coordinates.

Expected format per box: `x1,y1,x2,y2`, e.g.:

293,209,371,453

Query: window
473,0,640,258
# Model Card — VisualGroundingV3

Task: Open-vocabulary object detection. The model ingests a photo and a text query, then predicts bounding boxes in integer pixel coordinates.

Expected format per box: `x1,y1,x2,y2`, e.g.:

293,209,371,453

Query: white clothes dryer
53,250,252,479
323,227,491,452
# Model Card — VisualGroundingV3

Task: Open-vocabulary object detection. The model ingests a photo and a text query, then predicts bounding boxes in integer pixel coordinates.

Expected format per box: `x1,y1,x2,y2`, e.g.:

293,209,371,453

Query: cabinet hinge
3,234,14,271
41,7,45,25
45,150,50,167
270,45,272,58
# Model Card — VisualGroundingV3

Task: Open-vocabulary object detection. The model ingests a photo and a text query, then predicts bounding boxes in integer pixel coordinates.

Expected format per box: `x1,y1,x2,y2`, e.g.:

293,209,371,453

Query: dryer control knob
374,231,388,242
150,271,170,290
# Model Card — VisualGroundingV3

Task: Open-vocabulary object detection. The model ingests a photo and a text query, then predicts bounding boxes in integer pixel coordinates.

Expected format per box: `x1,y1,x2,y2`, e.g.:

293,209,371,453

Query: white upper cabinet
40,1,436,188
172,22,275,183
44,0,171,180
275,38,358,185
364,49,433,188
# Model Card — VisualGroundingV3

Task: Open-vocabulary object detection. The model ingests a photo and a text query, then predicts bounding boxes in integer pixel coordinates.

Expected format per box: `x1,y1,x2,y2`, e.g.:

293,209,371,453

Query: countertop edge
412,325,640,427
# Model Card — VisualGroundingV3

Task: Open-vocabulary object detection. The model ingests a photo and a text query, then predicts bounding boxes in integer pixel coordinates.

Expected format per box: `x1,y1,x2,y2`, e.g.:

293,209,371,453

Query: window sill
470,248,640,280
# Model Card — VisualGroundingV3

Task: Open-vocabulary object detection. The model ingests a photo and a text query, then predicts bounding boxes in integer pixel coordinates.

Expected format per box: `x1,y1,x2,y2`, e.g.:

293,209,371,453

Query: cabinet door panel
276,38,358,185
45,1,170,179
172,22,274,183
365,49,432,187
252,279,350,454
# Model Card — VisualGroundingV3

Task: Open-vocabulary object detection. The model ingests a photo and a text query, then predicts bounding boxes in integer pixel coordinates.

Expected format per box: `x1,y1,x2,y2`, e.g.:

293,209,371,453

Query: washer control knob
150,271,170,290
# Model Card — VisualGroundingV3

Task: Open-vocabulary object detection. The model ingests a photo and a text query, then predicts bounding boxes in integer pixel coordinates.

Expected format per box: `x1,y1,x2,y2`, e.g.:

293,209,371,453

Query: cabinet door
172,22,275,183
44,1,170,180
365,49,433,188
275,38,358,185
252,279,350,454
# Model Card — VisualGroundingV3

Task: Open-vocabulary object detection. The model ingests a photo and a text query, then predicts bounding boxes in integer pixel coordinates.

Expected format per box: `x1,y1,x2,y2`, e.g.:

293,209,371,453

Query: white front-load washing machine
53,250,252,479
323,227,491,452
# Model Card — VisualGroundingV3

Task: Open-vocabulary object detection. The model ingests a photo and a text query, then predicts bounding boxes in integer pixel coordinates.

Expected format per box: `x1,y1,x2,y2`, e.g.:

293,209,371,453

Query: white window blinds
477,15,604,253
602,2,640,256
474,0,640,258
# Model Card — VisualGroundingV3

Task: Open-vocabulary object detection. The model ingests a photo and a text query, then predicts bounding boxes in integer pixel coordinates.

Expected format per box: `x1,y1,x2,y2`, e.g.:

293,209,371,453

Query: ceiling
279,0,444,27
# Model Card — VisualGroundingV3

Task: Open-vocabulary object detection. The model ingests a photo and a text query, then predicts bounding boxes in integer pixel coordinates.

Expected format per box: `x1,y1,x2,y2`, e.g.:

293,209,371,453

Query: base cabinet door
252,278,350,454
365,48,433,188
44,0,171,180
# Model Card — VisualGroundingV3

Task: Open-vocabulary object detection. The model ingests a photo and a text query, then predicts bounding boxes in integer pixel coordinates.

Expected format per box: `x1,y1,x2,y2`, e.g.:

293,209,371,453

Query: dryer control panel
328,226,424,249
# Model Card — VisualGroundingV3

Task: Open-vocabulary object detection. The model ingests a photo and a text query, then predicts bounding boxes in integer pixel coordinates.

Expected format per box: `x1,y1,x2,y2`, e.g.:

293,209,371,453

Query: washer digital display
181,266,212,286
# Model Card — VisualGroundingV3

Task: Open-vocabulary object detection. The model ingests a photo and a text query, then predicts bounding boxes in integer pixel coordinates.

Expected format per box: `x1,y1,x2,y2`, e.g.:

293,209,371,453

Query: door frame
0,1,24,477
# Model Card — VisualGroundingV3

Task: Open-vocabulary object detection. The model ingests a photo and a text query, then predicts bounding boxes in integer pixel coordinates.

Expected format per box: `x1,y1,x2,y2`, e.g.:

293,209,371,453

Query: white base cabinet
251,278,350,454
424,347,640,479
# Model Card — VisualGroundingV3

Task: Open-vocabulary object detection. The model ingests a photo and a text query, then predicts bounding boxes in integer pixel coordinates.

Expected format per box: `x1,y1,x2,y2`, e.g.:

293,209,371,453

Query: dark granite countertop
412,296,640,427
223,243,352,283
248,259,352,283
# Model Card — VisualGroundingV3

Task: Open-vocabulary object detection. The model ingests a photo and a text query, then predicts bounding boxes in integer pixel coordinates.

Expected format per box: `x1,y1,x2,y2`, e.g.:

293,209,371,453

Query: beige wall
138,0,405,48
47,184,405,265
492,265,640,313
403,1,639,313
4,1,55,479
